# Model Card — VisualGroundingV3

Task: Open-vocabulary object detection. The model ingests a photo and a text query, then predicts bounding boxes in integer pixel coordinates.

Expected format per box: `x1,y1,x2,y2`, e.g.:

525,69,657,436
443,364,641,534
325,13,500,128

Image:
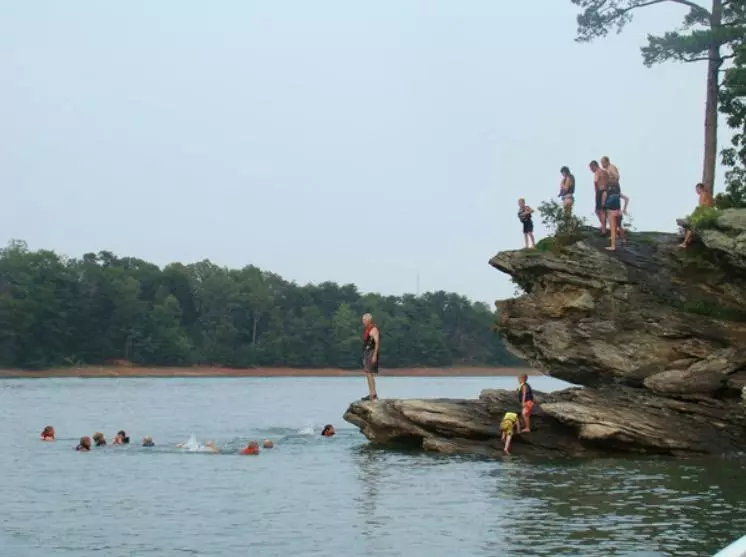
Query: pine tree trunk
703,0,724,195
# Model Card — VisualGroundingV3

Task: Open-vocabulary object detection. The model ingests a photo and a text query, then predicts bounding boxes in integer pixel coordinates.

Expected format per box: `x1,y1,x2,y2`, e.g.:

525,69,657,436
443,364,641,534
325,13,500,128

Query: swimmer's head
518,197,525,207
321,424,336,437
41,425,55,438
117,430,130,444
589,160,600,171
78,436,92,450
560,166,570,177
142,436,154,447
93,432,105,444
262,439,274,449
600,156,610,168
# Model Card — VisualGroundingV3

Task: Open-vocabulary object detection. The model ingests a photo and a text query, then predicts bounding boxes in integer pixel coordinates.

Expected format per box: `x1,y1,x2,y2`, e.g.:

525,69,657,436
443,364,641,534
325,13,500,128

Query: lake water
2,376,745,557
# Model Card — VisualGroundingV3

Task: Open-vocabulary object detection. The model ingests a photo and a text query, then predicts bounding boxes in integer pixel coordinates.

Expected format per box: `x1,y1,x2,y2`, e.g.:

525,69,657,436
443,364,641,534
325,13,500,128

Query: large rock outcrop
344,209,746,457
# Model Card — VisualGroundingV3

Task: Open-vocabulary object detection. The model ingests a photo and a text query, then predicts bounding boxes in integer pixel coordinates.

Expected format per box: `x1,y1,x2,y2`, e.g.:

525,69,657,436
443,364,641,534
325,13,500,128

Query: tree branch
602,0,711,18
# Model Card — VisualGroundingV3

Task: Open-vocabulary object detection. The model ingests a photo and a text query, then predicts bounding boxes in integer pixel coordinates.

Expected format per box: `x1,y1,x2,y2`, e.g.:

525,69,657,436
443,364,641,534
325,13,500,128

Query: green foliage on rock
688,205,721,229
0,240,521,370
537,200,587,250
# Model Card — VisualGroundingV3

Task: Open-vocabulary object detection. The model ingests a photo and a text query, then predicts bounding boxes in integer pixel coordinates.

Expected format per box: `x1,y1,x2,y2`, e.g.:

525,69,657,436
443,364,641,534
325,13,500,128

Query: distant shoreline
0,366,536,379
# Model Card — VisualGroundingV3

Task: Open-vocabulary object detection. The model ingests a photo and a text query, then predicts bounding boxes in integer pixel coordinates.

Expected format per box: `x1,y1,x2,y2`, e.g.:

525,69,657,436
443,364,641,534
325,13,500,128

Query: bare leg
523,233,529,249
521,406,531,432
528,232,536,248
606,211,617,250
596,210,607,234
679,229,694,248
365,372,378,399
503,433,513,454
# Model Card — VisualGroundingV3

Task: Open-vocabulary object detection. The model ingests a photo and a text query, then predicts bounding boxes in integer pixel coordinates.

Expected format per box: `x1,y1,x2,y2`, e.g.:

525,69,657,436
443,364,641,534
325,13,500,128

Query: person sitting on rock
518,374,534,432
679,182,714,248
500,411,522,455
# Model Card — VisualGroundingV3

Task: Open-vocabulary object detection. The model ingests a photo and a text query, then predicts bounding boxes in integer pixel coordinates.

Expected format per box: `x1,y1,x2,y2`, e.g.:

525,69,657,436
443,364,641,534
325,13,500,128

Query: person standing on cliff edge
361,313,380,401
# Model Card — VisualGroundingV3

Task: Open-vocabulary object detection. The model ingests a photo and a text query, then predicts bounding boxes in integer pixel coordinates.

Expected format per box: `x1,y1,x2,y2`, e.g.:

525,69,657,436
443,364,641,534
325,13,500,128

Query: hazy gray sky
0,1,727,303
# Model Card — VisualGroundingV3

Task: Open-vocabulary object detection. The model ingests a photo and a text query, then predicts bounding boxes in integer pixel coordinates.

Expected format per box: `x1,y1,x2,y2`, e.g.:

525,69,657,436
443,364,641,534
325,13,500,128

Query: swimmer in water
262,439,274,449
240,441,260,455
321,424,336,437
112,430,130,445
142,436,155,447
93,432,106,447
204,441,220,453
76,436,92,451
40,425,55,441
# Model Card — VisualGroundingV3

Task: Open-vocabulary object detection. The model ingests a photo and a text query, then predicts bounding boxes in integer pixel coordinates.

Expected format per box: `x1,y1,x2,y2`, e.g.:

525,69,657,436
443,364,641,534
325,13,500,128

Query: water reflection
486,457,746,557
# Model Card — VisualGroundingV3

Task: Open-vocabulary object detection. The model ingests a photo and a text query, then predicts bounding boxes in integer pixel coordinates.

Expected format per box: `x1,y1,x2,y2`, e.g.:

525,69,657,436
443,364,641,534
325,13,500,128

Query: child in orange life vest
518,374,534,433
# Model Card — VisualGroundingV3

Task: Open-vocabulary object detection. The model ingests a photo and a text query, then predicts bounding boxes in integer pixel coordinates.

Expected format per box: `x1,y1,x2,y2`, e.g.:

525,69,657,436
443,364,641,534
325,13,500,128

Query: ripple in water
2,376,745,557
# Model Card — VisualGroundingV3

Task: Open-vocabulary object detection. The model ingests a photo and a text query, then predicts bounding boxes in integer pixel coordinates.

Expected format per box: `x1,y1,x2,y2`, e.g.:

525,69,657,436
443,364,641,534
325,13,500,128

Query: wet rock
344,212,746,457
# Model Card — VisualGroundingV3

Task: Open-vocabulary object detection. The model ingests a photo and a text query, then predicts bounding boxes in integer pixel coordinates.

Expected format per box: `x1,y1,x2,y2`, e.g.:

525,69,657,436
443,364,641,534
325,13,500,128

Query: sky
0,1,730,304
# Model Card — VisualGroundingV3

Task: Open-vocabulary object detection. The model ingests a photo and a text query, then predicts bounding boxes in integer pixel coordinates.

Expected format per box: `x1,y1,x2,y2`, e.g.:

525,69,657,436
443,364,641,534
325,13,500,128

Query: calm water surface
2,376,745,557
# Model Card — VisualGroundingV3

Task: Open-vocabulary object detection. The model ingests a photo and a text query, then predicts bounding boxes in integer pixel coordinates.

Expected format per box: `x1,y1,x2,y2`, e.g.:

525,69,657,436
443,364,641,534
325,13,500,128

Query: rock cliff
344,209,746,457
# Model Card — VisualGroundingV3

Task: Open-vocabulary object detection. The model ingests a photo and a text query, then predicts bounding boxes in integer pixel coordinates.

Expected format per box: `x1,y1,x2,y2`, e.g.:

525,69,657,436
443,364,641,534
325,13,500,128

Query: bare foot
605,246,616,251
520,428,531,433
678,243,687,249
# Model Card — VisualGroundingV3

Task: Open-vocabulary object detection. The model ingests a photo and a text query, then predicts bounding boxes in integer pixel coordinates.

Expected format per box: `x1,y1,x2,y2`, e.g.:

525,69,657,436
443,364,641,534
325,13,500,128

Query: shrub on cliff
536,200,587,251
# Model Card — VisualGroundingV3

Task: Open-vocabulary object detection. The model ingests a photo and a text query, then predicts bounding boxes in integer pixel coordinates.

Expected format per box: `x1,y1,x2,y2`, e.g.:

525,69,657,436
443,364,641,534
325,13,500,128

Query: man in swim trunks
518,374,534,432
500,411,522,455
679,182,714,248
361,313,380,401
589,160,609,234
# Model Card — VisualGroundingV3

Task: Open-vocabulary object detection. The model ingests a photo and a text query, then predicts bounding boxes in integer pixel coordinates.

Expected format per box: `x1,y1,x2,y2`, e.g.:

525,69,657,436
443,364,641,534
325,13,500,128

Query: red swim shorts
523,400,534,415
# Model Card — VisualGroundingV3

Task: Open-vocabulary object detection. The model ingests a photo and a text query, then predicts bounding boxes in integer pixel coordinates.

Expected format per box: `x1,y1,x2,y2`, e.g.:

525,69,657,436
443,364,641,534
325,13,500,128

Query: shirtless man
361,313,380,401
589,160,609,234
679,183,714,248
601,156,620,187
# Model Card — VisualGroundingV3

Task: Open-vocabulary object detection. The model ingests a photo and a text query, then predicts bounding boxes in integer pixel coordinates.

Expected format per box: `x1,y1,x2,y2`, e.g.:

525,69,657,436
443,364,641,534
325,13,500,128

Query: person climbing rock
518,374,534,432
361,313,380,401
500,411,522,455
517,198,536,249
679,183,714,248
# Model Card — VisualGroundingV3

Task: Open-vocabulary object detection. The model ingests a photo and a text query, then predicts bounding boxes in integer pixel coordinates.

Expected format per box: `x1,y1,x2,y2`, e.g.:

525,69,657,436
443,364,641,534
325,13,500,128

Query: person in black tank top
361,313,380,401
517,198,536,249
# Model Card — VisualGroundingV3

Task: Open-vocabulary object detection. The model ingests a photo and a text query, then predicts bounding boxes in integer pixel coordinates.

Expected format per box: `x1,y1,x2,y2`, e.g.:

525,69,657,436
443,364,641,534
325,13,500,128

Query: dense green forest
0,240,521,370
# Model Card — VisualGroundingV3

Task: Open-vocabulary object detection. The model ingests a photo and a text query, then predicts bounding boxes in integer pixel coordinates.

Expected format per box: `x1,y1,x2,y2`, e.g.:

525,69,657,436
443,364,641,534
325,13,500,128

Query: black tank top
518,209,532,223
363,331,377,353
519,382,534,403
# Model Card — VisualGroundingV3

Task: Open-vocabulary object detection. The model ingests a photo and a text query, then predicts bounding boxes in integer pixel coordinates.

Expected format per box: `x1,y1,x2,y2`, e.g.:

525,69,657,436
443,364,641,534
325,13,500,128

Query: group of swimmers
518,156,630,250
39,423,337,454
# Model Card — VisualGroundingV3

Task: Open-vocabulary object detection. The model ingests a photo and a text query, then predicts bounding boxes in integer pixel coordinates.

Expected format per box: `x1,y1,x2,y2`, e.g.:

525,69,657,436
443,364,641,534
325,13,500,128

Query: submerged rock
344,212,746,457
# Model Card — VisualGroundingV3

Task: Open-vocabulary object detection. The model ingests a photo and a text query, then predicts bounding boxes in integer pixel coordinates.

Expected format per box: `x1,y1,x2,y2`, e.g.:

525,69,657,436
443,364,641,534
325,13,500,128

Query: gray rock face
343,211,746,457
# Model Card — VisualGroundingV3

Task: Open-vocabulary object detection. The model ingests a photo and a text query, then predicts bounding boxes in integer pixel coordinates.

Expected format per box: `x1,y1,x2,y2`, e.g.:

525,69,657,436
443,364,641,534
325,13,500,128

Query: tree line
570,0,746,206
0,240,521,370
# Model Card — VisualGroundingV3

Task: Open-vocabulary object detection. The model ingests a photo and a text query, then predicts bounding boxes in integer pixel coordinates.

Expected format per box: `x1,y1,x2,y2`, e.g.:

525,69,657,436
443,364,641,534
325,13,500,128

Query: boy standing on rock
518,374,534,432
